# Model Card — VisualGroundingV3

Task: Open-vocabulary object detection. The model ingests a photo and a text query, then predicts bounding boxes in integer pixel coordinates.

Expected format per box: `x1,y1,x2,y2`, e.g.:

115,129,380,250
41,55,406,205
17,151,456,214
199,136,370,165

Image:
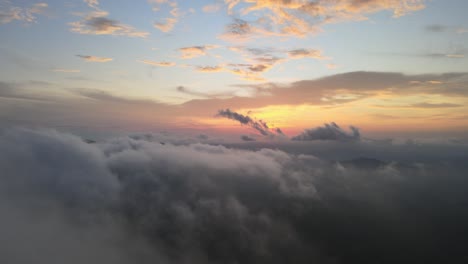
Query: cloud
52,68,81,73
425,53,465,59
148,0,177,11
222,18,252,40
1,128,468,264
195,65,224,72
241,135,256,141
177,71,468,118
292,122,361,142
202,4,221,13
84,0,99,9
223,0,425,39
221,46,328,81
445,54,465,58
138,60,175,67
376,102,464,109
177,86,246,99
0,2,48,25
218,108,283,137
70,11,149,38
411,102,463,108
287,49,328,59
154,17,178,32
1,71,467,133
77,55,113,62
457,27,468,34
425,24,448,32
178,45,218,59
150,0,181,33
425,24,468,34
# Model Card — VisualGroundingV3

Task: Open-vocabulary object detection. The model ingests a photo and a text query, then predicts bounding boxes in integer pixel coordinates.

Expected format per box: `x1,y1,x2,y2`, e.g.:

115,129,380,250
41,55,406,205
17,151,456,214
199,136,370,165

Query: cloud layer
1,128,468,264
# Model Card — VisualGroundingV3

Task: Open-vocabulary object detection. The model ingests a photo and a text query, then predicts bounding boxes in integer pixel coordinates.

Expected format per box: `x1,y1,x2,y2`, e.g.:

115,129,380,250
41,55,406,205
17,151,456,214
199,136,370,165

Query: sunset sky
3,2,468,263
1,0,468,139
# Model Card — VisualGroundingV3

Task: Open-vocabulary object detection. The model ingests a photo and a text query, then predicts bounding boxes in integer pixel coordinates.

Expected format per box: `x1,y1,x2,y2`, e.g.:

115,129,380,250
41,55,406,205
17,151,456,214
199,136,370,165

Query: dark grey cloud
225,18,252,36
292,122,361,142
218,108,282,137
2,128,468,264
425,24,448,32
241,135,256,141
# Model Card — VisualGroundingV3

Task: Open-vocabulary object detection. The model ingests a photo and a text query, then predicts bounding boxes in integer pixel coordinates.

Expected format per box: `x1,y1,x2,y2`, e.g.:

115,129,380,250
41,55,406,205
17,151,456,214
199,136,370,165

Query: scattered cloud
222,0,425,39
69,10,149,38
151,0,181,33
77,55,113,62
138,60,175,67
0,2,47,25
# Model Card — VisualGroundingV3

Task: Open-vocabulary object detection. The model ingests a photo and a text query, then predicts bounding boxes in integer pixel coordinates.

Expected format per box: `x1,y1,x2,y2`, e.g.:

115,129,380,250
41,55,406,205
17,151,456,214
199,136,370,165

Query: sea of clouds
1,128,468,264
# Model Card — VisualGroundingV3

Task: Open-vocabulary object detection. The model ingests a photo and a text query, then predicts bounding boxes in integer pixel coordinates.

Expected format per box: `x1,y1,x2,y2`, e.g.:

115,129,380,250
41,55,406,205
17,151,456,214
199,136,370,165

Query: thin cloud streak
77,55,113,62
138,60,176,67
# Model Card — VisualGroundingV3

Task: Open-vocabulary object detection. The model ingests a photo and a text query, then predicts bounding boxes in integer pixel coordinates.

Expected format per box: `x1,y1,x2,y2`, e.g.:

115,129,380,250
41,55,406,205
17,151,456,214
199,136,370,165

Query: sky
1,0,468,139
3,2,468,263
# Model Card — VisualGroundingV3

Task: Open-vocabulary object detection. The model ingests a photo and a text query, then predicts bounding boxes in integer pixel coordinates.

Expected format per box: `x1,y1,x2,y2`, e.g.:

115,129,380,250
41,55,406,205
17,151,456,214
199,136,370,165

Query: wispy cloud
202,4,221,13
84,0,99,9
70,10,149,38
376,102,464,109
425,24,468,34
195,65,224,72
138,60,176,67
77,55,113,62
287,49,328,59
457,27,468,34
154,17,178,32
151,0,182,33
0,2,47,25
52,68,81,73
